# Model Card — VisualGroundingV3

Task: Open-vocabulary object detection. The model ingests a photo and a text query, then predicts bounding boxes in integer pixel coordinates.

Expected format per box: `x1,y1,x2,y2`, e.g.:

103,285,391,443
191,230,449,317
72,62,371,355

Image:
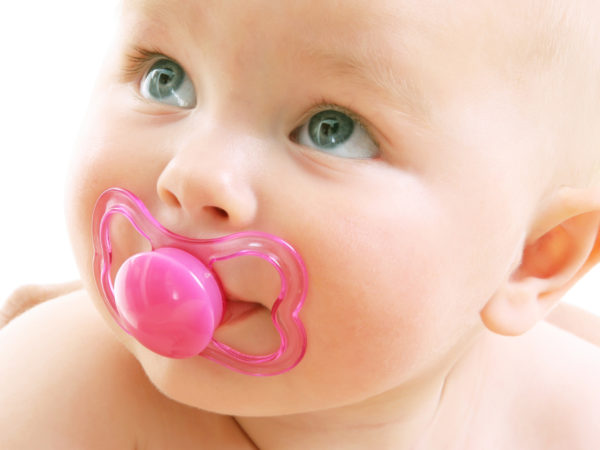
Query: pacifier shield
93,187,308,376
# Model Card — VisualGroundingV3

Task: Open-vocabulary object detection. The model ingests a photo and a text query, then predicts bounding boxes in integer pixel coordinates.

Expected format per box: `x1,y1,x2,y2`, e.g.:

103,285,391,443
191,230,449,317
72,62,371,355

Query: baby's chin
113,309,291,411
129,348,290,416
125,335,378,418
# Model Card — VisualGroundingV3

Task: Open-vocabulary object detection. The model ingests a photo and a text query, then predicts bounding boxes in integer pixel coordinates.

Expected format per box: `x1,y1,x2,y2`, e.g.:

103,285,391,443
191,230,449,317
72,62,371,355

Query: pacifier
92,188,308,376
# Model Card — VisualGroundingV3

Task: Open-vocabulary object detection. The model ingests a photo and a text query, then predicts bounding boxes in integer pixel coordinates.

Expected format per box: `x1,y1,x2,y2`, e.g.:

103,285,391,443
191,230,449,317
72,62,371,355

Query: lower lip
220,300,265,325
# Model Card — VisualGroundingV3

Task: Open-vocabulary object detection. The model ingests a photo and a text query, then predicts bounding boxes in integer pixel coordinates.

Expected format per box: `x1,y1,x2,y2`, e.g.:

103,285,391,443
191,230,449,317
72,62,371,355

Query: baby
2,0,600,448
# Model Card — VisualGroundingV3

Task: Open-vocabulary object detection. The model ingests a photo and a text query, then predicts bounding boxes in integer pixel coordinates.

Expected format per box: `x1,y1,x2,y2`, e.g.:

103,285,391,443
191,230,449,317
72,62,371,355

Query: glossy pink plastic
113,247,223,359
92,188,308,376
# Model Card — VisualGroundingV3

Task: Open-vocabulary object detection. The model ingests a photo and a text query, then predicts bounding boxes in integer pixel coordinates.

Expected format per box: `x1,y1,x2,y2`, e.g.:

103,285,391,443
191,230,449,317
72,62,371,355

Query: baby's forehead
120,0,568,66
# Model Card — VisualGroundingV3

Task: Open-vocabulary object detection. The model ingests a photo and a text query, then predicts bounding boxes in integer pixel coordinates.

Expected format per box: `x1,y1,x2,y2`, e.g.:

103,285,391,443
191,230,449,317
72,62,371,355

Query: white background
0,1,599,316
0,1,120,307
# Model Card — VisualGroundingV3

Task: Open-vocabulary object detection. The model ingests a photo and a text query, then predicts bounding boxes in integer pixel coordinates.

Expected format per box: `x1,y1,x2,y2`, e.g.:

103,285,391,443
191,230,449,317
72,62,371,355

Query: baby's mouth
212,255,282,325
221,298,268,325
214,254,281,304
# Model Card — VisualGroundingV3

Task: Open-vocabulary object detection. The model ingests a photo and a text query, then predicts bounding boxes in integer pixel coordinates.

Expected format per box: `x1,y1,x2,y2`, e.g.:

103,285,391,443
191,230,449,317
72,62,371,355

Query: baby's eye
293,109,379,159
140,59,196,108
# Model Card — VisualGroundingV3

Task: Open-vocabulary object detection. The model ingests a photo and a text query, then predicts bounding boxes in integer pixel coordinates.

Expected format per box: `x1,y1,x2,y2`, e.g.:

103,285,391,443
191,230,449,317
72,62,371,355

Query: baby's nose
156,132,259,230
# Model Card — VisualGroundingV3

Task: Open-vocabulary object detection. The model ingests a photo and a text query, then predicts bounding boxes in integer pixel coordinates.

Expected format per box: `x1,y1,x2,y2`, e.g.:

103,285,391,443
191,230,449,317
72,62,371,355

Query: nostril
160,189,182,209
205,205,229,220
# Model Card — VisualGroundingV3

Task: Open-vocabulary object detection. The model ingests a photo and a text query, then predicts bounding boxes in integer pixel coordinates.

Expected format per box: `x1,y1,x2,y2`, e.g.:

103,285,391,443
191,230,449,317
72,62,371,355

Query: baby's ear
481,185,600,336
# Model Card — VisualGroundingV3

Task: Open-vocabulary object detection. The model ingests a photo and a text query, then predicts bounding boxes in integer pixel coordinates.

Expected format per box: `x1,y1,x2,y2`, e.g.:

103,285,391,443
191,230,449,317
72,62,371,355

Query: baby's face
67,0,550,414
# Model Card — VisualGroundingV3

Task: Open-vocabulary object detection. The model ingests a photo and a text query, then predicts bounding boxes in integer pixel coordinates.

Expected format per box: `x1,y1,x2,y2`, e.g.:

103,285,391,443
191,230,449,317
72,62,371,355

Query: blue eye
140,59,196,108
294,109,379,158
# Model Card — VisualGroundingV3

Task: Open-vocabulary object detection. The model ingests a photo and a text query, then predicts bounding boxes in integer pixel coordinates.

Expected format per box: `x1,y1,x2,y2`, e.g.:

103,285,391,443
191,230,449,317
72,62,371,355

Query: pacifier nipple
114,247,223,358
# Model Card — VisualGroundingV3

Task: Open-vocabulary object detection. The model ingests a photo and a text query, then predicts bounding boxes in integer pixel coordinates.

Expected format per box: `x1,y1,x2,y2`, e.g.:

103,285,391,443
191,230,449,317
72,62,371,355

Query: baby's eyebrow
308,44,432,129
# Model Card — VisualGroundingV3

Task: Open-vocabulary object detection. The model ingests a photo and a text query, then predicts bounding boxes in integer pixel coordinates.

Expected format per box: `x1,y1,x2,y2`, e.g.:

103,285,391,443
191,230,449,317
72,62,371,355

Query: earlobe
481,278,553,336
481,186,600,336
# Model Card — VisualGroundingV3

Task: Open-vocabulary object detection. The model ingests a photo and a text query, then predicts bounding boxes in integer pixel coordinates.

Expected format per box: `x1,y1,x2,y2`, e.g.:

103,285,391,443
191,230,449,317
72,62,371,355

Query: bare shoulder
0,280,82,328
537,323,600,447
471,322,600,449
499,322,600,449
0,290,255,450
545,302,600,347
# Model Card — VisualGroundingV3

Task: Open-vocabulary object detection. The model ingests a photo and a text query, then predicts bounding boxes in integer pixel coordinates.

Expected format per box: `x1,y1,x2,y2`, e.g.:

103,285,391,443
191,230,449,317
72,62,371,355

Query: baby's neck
235,331,491,449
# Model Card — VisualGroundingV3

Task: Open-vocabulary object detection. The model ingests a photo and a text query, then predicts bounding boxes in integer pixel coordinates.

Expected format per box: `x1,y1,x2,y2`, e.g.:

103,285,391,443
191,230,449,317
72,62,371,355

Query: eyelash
121,45,169,83
120,46,380,152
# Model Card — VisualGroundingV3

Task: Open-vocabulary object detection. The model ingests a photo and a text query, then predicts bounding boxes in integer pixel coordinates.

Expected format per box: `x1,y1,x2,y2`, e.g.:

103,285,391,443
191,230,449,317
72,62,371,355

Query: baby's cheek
294,196,472,386
301,258,440,380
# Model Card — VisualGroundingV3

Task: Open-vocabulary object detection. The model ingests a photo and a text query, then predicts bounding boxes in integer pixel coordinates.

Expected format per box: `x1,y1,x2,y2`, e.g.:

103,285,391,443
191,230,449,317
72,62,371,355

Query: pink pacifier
92,188,308,376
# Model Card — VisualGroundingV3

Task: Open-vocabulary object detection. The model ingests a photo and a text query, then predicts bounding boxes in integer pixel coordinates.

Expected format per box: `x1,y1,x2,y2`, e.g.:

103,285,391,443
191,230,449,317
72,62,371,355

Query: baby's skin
2,0,600,448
